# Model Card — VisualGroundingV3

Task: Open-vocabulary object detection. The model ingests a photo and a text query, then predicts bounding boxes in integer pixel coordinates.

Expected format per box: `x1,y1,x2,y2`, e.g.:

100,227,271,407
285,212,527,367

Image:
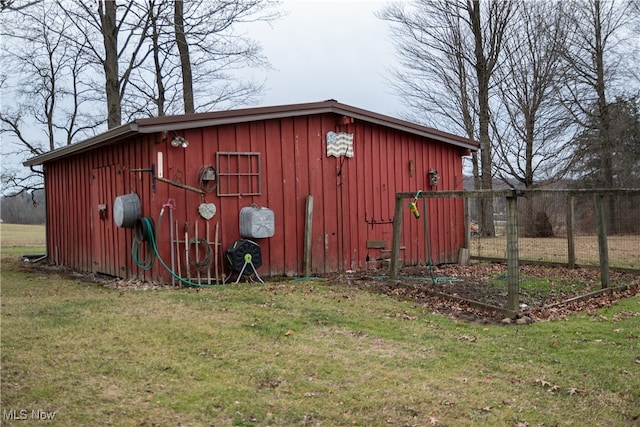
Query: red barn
25,100,478,284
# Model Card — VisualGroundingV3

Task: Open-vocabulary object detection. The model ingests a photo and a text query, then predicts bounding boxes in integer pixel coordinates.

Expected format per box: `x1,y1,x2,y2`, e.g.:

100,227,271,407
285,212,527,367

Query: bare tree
174,0,194,114
0,0,40,12
170,0,280,112
126,0,175,117
561,0,637,233
121,0,281,116
379,2,479,153
0,191,46,224
58,1,152,128
2,0,281,197
379,0,515,235
493,0,574,189
1,2,102,196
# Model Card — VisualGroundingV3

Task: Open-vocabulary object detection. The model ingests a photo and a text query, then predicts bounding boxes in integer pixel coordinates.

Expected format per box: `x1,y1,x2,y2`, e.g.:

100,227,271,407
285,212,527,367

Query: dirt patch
334,263,640,324
14,257,640,324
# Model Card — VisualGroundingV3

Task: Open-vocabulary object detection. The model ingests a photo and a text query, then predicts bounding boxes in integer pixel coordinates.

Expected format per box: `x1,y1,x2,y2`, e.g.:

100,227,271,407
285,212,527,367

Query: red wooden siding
42,111,468,282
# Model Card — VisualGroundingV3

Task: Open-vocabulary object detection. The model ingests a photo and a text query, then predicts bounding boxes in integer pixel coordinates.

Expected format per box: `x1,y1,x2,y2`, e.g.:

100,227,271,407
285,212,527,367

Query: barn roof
24,100,478,166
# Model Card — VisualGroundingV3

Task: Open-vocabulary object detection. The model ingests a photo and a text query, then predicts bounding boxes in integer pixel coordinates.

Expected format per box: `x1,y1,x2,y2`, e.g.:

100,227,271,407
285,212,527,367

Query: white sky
1,0,404,183
247,0,404,116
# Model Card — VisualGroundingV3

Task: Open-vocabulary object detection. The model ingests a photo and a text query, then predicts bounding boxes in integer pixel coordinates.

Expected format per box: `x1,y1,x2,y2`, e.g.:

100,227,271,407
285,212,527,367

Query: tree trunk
99,0,121,128
149,1,165,116
469,0,495,236
174,0,194,114
592,0,617,233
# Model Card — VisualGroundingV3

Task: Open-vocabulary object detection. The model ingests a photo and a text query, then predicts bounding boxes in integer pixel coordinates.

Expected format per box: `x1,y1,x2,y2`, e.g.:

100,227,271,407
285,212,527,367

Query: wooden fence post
464,198,471,249
506,194,519,314
390,194,404,280
594,193,610,288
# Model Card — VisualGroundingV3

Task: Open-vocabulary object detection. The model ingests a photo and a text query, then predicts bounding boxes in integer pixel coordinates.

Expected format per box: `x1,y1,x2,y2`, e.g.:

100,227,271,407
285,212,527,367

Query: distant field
0,224,46,255
1,224,638,268
472,235,640,269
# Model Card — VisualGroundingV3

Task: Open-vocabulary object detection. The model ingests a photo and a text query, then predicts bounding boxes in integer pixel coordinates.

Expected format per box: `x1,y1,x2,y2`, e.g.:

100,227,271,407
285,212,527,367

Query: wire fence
467,191,640,270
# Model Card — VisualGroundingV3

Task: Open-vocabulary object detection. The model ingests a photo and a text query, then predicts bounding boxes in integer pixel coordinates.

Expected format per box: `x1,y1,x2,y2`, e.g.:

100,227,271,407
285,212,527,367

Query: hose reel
224,239,263,283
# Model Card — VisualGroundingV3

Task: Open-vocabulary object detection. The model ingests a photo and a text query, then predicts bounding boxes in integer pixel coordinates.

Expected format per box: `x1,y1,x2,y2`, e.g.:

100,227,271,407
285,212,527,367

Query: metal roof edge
135,104,332,133
24,123,139,166
327,102,479,151
136,100,479,151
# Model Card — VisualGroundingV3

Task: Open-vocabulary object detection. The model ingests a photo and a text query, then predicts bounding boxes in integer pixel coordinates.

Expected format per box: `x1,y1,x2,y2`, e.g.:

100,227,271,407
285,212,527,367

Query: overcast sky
247,0,404,116
1,0,403,180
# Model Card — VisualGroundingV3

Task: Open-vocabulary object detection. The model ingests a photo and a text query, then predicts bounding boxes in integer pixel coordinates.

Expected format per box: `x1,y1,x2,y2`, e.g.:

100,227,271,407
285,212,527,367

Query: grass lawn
0,224,46,256
1,225,639,425
1,268,639,425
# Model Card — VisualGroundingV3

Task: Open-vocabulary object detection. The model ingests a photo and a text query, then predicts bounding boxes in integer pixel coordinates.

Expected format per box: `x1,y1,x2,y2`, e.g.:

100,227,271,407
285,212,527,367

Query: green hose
132,218,155,270
132,215,218,287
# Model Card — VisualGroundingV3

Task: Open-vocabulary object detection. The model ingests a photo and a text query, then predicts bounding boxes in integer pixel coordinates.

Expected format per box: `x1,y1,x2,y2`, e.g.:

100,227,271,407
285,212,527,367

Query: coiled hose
132,213,217,287
132,218,155,270
188,238,213,270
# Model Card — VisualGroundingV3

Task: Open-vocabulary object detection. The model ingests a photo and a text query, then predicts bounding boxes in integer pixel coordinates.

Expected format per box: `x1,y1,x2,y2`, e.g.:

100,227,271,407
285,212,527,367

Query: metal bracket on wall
130,164,156,192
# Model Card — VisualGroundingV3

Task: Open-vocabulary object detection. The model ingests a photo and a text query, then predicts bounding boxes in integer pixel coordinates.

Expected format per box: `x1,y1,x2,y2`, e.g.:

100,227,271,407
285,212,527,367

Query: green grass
489,271,590,302
0,223,46,256
2,250,639,426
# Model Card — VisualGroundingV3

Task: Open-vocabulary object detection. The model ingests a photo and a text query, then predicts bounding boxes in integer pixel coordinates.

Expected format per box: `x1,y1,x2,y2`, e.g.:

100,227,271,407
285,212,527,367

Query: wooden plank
90,167,101,273
366,240,387,249
307,115,325,274
264,120,285,274
295,117,311,274
304,195,313,277
321,114,340,273
280,118,302,276
249,120,270,274
343,120,358,270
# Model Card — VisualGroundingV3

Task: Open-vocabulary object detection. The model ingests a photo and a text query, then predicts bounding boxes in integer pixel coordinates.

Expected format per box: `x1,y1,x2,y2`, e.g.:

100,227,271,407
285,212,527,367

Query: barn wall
43,112,467,282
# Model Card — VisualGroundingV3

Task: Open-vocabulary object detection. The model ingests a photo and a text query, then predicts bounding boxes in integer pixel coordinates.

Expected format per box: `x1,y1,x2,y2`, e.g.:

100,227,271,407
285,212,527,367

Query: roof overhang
23,123,139,167
24,100,479,166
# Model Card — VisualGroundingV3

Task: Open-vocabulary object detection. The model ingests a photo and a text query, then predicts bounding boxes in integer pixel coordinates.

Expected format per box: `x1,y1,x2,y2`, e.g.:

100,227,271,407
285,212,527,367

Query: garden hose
131,212,217,287
188,237,213,270
132,218,156,270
